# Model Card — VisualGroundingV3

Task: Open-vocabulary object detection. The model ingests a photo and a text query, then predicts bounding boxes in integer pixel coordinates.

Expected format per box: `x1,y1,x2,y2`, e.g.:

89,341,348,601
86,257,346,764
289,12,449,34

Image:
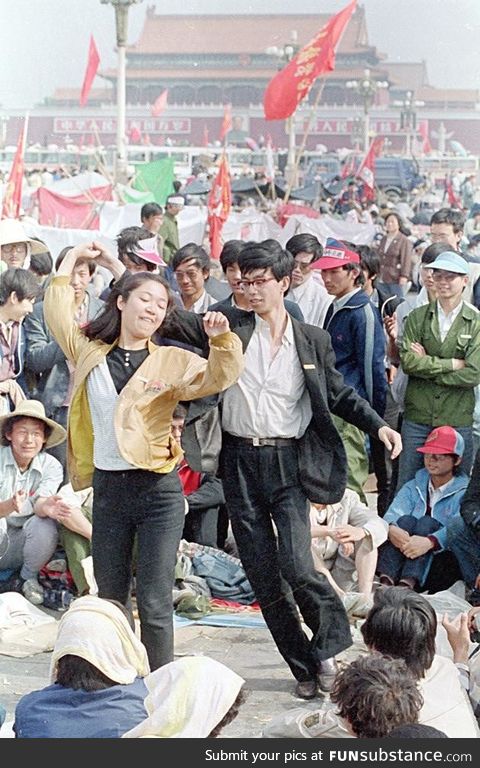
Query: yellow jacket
44,276,243,490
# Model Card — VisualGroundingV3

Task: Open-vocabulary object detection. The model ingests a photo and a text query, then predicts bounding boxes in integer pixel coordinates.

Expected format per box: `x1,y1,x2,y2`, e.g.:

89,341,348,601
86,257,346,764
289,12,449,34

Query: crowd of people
1,173,480,738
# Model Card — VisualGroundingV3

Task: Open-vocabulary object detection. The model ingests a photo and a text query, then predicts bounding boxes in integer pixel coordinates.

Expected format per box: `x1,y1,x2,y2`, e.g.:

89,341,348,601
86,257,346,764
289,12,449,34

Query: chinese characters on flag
207,154,231,260
263,0,357,120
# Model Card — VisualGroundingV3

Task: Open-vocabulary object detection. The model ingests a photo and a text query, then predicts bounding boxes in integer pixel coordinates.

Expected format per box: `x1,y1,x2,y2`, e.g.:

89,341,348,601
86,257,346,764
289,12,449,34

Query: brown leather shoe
294,679,318,699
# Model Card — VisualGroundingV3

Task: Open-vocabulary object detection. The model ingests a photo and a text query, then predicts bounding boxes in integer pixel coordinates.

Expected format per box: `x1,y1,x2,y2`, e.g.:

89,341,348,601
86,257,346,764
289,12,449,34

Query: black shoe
294,679,318,699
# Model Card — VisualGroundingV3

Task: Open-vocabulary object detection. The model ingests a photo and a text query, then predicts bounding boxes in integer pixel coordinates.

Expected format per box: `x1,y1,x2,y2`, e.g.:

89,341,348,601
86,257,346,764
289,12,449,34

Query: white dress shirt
222,315,312,438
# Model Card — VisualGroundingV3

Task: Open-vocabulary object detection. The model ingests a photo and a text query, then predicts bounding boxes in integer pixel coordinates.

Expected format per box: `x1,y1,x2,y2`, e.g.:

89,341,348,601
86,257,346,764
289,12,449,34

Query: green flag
132,157,175,205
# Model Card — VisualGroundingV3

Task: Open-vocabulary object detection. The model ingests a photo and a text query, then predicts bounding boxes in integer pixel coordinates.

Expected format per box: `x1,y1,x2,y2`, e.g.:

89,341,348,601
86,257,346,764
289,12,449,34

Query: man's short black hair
421,241,456,265
140,202,163,220
29,250,53,277
219,240,246,273
330,653,423,738
358,245,380,279
0,268,42,306
172,243,210,272
430,208,465,234
237,239,294,282
285,233,323,262
361,587,436,679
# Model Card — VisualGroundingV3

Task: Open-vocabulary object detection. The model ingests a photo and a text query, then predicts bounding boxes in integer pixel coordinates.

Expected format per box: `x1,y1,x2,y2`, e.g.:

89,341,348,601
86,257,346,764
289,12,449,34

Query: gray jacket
24,290,103,416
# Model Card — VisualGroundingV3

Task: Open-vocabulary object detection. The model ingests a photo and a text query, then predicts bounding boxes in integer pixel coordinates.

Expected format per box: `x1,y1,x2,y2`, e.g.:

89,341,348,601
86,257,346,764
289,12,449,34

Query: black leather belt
224,433,297,447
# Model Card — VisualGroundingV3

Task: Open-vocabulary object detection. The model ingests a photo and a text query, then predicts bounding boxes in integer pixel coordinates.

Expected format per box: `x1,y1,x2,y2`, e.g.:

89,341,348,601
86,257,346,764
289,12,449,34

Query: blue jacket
384,467,469,550
324,290,387,416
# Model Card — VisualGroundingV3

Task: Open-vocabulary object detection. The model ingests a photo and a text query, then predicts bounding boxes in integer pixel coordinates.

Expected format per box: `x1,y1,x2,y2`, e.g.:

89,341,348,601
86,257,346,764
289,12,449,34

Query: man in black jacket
161,239,402,699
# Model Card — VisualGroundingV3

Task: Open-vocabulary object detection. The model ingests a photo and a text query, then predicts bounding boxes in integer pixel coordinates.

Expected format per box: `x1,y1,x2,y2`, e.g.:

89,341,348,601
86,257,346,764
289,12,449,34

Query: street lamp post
345,68,389,152
266,31,299,187
393,90,425,156
100,0,143,184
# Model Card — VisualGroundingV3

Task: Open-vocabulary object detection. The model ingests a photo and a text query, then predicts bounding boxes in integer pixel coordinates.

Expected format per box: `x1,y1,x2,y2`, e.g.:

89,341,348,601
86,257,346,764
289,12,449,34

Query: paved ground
0,487,378,737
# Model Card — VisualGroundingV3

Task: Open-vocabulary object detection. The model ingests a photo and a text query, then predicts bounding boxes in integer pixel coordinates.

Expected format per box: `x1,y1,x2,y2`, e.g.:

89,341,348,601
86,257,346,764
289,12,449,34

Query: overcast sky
0,0,479,110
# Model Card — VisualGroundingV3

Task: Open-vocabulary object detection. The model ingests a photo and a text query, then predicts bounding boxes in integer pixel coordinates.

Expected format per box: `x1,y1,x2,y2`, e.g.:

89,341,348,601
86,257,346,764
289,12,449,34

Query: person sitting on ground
309,487,388,616
14,595,245,738
446,448,480,600
378,426,468,592
263,587,479,738
0,400,69,605
330,653,423,738
173,404,225,548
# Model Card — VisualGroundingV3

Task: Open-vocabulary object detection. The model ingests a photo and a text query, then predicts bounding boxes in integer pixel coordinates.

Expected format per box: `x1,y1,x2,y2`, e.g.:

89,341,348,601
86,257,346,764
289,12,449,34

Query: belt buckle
252,437,261,447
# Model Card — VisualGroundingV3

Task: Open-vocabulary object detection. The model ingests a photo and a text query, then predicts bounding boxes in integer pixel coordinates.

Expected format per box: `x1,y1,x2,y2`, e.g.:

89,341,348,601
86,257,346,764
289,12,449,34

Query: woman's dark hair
0,267,42,306
56,655,118,692
29,250,53,277
207,688,247,738
1,416,51,447
285,233,323,262
385,211,411,236
330,653,423,738
237,239,294,282
172,243,210,272
84,272,174,344
55,247,96,276
219,240,246,273
361,587,436,679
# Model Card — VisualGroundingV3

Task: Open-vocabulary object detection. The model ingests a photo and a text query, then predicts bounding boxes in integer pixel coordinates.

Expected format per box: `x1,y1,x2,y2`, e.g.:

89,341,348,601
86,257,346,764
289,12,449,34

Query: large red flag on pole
151,88,169,118
263,0,357,120
1,115,29,220
207,153,231,260
219,104,233,142
80,35,100,107
356,136,384,200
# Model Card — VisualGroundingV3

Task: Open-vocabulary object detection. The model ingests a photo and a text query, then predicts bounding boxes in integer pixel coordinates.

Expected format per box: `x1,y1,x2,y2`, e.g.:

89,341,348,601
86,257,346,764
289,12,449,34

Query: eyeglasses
238,277,277,290
174,269,202,282
293,260,312,273
431,270,463,282
2,243,27,255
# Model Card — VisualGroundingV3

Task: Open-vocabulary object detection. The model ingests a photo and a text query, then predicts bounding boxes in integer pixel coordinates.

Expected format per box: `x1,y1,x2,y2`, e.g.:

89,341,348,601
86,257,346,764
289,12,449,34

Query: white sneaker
22,578,44,606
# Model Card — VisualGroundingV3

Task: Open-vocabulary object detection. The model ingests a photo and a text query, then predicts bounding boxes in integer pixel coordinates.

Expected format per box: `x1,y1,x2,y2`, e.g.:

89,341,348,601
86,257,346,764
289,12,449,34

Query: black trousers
220,437,352,682
92,468,185,670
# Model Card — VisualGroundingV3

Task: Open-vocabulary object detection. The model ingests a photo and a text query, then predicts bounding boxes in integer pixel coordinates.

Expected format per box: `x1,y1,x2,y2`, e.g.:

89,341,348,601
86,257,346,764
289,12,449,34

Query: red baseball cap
311,238,360,270
416,426,465,457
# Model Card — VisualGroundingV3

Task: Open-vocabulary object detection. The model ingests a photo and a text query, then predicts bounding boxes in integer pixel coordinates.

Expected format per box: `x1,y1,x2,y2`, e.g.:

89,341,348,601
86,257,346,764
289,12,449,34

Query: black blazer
161,306,386,503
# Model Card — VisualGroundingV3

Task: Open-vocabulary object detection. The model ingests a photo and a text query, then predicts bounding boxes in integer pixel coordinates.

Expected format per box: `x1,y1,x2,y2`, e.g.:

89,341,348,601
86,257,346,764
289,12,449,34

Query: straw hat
0,400,67,448
0,219,47,254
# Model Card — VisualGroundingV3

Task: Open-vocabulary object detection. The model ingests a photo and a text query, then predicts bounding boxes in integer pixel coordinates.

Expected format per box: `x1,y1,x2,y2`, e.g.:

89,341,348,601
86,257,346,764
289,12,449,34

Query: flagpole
283,77,327,205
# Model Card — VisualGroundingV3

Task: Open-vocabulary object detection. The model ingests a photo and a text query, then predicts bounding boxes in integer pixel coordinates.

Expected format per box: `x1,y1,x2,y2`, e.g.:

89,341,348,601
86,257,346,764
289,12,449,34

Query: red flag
80,35,100,107
128,125,142,144
445,176,461,208
151,88,168,118
356,136,384,200
207,154,231,260
219,104,232,142
418,120,432,155
2,116,28,220
263,0,357,120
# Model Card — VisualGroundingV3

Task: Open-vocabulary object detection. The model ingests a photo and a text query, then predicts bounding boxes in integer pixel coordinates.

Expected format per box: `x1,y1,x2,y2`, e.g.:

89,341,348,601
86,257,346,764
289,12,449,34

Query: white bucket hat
0,219,47,254
0,399,67,448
